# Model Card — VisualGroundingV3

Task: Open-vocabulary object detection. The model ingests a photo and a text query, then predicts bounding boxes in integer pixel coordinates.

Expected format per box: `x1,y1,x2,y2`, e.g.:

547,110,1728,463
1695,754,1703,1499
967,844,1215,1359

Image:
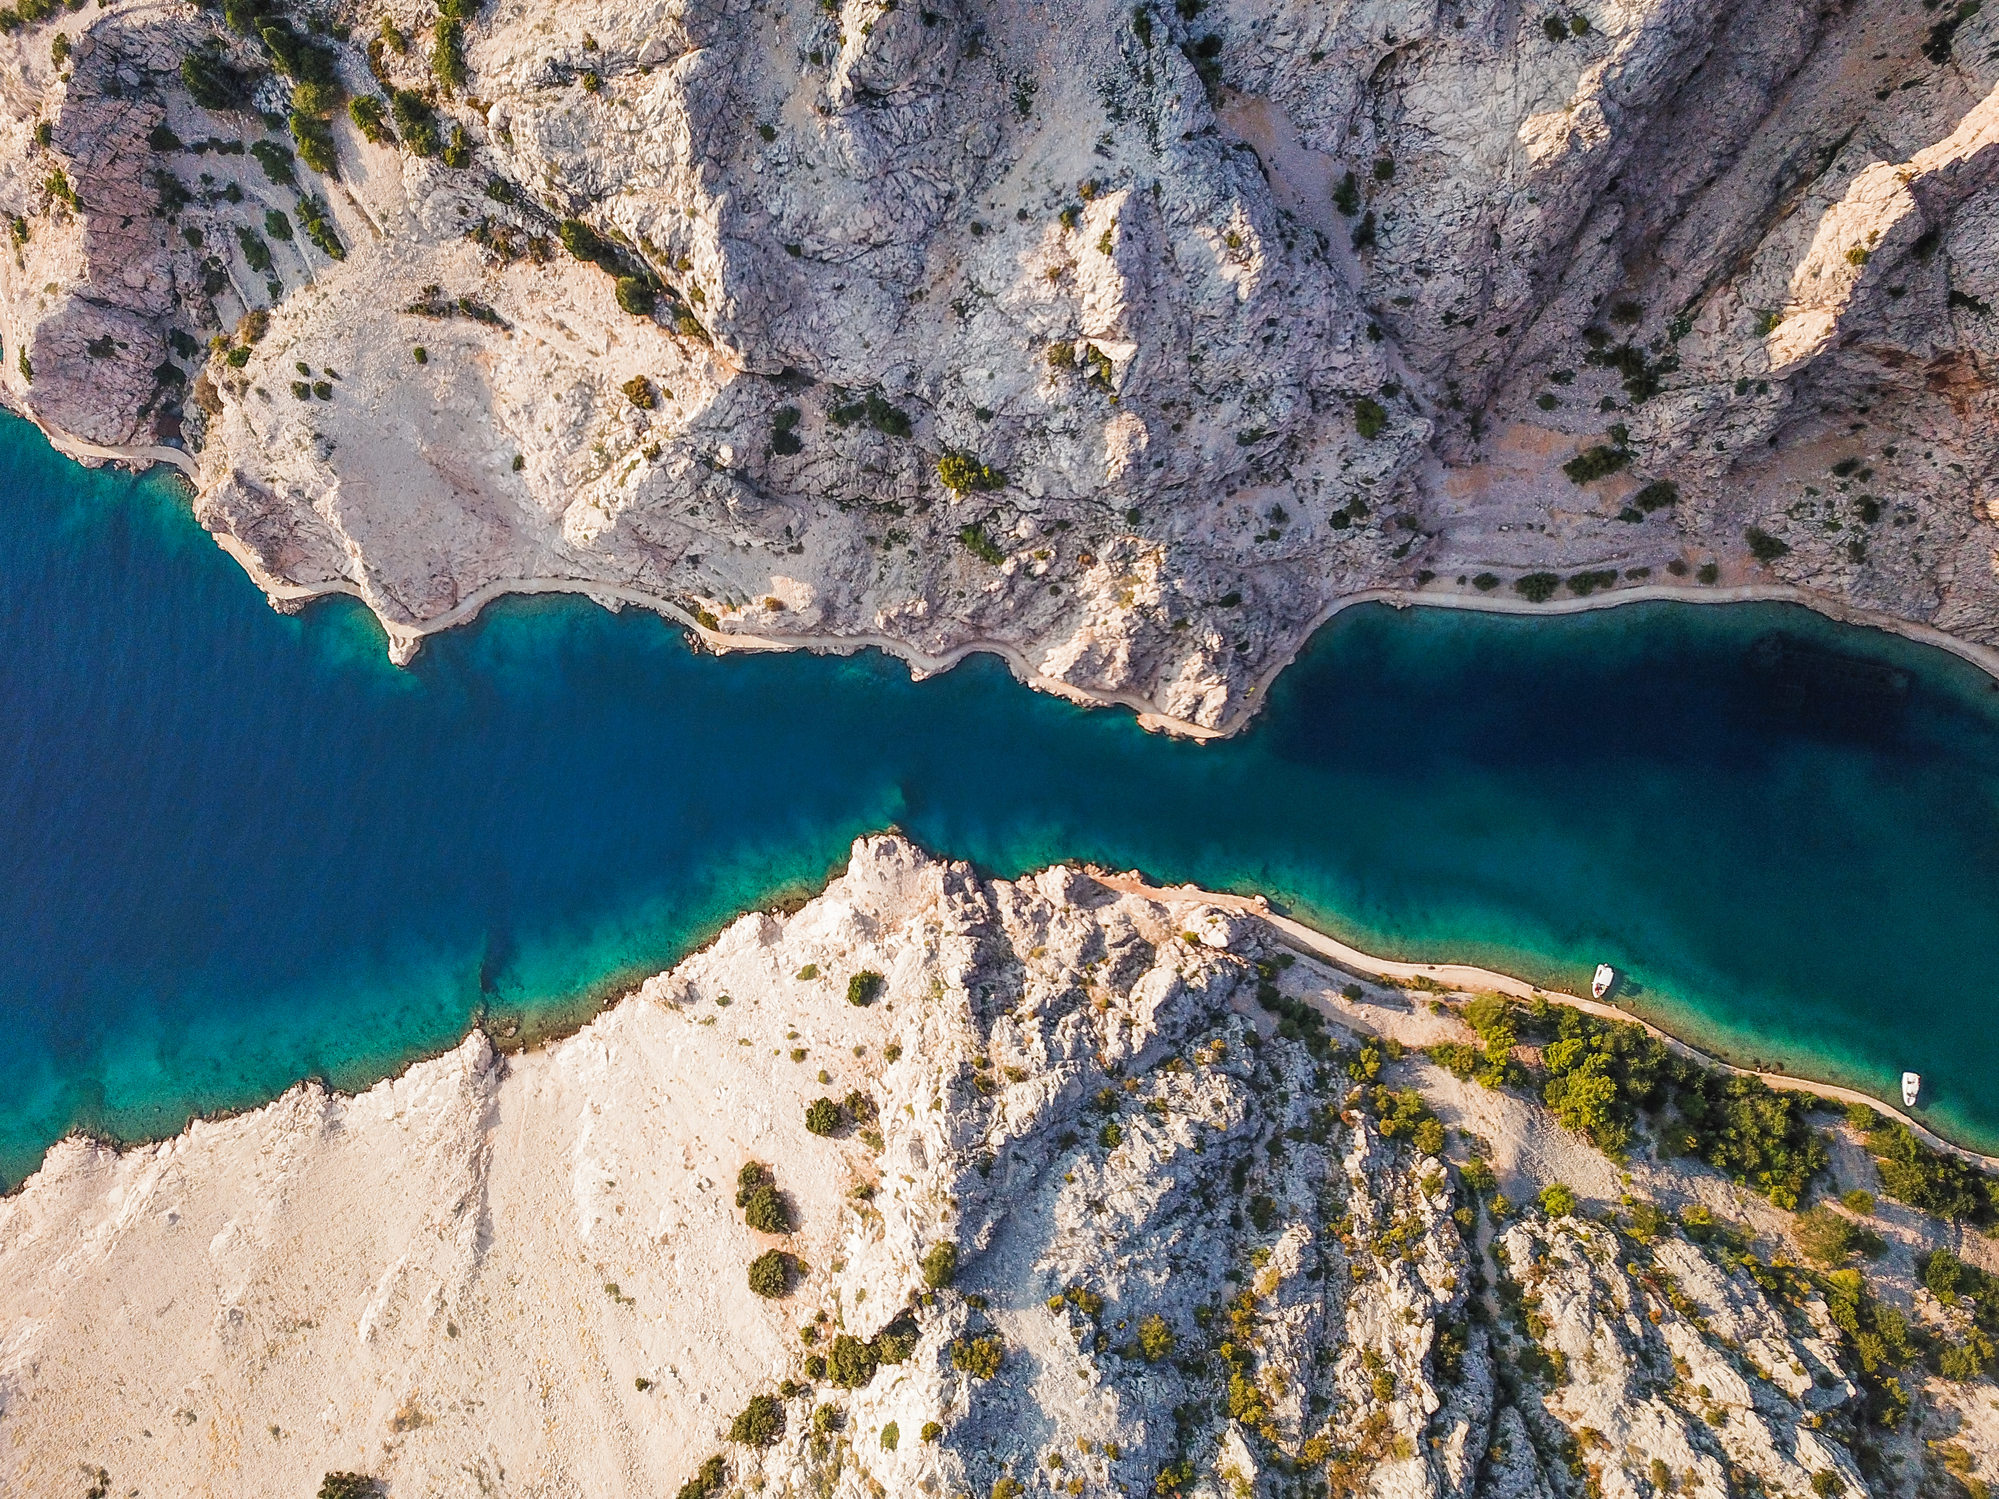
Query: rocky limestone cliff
4,837,1993,1498
0,0,1992,727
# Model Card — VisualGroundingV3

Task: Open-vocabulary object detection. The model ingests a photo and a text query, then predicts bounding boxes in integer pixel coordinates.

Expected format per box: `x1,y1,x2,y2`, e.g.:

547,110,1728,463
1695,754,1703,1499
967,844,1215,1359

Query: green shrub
250,138,295,185
235,225,272,273
1697,561,1719,584
674,1455,727,1499
949,1333,1003,1378
1633,480,1678,512
615,276,656,316
1136,1313,1175,1361
1538,1182,1577,1217
297,196,344,259
1537,1004,1826,1204
622,375,654,409
829,388,911,437
264,209,293,240
182,51,256,112
804,1097,843,1136
432,18,467,89
1353,395,1387,439
921,1242,957,1289
921,1420,943,1441
1514,572,1560,603
1332,170,1359,215
442,123,471,168
391,89,443,157
846,970,884,1006
289,111,338,176
1562,444,1630,483
1471,572,1499,591
939,451,1005,493
1865,1121,1999,1224
1793,1205,1861,1265
349,95,394,144
957,523,1006,564
729,1393,784,1446
319,1478,382,1499
747,1249,793,1298
1744,526,1789,563
1566,569,1616,597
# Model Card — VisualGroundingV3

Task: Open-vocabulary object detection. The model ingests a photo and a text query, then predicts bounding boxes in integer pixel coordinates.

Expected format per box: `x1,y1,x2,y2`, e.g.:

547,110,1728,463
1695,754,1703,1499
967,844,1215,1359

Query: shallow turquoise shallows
4,412,1999,1184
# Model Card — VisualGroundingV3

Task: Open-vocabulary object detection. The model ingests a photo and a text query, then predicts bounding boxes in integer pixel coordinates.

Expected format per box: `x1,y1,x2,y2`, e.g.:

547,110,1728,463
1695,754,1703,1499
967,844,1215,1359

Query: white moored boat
1902,1072,1921,1108
1591,964,1615,1000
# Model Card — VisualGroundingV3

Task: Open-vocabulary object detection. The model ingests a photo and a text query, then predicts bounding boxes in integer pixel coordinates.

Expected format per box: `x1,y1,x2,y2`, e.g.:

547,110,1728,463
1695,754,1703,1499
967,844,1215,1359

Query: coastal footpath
0,0,1994,728
3,838,1997,1499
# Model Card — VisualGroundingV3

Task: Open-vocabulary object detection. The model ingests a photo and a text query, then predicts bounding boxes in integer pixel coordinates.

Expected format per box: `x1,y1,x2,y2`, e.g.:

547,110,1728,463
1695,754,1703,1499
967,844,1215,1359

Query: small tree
1538,1182,1577,1218
847,970,884,1006
804,1097,843,1136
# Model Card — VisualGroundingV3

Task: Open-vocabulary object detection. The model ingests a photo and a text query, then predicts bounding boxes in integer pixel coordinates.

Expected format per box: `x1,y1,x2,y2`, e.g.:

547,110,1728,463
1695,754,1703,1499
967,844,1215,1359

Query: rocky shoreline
0,0,1993,731
4,837,1996,1499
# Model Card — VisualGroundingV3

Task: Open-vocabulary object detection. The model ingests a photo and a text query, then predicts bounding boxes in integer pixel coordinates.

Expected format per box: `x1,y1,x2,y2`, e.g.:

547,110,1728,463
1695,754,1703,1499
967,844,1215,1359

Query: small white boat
1591,964,1615,1000
1902,1072,1921,1108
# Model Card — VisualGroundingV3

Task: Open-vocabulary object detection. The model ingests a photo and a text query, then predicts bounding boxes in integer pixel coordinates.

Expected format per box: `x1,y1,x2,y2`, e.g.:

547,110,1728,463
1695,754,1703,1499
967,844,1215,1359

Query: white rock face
0,837,1931,1499
0,0,1993,727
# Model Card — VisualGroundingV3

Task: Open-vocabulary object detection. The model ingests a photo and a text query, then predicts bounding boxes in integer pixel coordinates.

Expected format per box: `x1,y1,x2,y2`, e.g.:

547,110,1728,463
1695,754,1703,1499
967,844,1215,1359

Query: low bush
250,138,296,185
1562,444,1630,483
1514,572,1560,603
432,17,467,90
949,1333,1003,1379
319,1478,383,1499
297,196,345,259
729,1393,784,1446
1566,569,1616,597
921,1241,957,1289
390,89,443,157
804,1097,843,1136
622,375,654,409
349,95,393,144
1353,395,1387,439
939,451,1005,493
957,523,1006,564
1744,526,1790,563
674,1455,727,1499
615,276,655,316
828,389,911,437
1632,480,1678,512
289,111,338,176
847,970,883,1006
747,1249,794,1298
1136,1313,1175,1361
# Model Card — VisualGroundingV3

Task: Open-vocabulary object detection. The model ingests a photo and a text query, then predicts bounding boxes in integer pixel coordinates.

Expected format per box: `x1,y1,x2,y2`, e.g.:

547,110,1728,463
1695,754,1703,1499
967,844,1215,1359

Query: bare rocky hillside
3,837,1996,1499
0,0,1992,727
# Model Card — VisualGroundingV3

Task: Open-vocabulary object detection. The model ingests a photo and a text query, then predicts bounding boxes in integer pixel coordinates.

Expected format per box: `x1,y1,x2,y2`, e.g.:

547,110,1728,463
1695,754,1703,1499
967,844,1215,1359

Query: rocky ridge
0,0,1993,726
2,836,1995,1498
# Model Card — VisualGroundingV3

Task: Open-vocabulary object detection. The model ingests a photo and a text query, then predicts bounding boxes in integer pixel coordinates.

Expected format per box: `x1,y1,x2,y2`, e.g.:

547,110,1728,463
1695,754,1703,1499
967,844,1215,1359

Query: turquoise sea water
4,414,1999,1183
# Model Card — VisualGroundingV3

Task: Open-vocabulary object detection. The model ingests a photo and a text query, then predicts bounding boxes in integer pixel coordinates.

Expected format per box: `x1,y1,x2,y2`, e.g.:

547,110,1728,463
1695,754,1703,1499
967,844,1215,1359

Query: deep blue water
4,413,1999,1183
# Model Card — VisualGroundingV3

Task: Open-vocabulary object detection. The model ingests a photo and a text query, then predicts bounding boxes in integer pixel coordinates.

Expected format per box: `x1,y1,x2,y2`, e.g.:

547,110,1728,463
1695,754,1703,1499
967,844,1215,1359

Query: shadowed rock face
0,0,1992,721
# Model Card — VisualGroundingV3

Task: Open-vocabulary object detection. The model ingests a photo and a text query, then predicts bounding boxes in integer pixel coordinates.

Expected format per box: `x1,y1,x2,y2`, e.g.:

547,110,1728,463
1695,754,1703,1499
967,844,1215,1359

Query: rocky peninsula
4,837,1997,1498
0,0,1992,729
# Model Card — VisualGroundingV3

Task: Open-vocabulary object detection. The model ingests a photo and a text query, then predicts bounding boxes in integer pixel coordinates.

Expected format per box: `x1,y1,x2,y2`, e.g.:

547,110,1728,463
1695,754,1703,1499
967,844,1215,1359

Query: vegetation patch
736,1161,792,1234
1513,572,1560,603
1562,444,1630,484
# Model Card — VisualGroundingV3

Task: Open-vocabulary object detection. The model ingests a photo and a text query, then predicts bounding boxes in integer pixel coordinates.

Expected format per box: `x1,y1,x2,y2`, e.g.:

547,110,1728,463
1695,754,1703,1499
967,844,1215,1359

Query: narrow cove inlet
4,413,1999,1185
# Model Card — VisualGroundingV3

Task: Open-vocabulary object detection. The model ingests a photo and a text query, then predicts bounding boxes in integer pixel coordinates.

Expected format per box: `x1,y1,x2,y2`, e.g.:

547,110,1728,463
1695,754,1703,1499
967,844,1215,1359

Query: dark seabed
3,414,1998,1183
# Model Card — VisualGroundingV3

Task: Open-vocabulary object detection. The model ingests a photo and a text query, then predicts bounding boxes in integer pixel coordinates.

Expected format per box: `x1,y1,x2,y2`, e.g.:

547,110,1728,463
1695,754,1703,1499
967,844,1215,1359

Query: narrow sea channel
3,414,1997,1183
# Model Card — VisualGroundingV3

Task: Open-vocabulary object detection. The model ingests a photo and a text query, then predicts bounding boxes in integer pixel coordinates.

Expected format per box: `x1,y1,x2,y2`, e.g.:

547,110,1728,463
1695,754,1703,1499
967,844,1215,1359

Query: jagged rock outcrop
2,837,1946,1499
0,0,1990,726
